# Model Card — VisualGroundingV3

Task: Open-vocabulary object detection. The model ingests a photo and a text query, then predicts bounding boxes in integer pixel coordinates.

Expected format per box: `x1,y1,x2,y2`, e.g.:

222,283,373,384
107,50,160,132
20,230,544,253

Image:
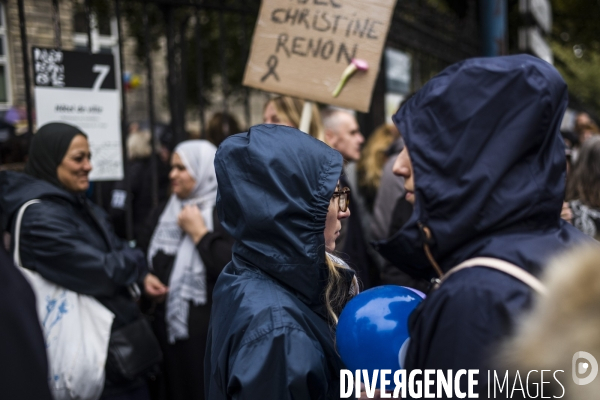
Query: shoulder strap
13,199,41,268
439,257,547,296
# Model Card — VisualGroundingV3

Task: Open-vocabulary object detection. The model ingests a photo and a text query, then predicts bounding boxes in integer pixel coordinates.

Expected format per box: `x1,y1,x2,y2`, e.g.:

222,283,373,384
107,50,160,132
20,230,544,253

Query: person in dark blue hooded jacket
376,55,589,396
204,124,359,400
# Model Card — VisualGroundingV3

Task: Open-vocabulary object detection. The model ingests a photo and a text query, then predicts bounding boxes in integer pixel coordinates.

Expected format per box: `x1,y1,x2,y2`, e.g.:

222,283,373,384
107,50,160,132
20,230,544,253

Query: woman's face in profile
170,152,196,199
56,134,92,192
393,147,415,204
324,182,351,252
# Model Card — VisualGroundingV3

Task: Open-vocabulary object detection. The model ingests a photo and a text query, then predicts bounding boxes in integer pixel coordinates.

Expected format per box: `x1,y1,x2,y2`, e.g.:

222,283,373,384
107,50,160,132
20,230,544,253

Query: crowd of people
1,53,600,400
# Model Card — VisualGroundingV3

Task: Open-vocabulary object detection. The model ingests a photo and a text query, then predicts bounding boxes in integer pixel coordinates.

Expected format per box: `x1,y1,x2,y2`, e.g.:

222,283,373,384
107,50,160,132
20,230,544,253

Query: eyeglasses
332,187,351,212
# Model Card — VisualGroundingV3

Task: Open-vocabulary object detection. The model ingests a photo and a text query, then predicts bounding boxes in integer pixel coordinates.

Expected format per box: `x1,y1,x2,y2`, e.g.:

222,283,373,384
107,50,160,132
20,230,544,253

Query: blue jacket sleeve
17,201,139,297
228,327,329,400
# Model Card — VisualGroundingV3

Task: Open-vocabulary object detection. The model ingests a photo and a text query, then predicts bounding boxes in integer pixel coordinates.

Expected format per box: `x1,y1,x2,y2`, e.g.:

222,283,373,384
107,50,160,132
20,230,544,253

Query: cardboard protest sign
33,47,123,181
243,0,398,112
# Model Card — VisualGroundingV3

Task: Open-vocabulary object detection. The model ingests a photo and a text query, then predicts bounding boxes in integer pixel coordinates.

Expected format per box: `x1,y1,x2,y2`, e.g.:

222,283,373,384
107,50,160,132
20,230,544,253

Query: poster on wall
243,0,398,112
33,47,123,181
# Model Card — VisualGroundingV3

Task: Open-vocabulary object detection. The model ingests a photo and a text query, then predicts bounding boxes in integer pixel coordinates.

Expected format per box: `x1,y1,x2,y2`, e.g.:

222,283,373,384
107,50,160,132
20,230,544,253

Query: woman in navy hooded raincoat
205,124,358,399
377,54,588,396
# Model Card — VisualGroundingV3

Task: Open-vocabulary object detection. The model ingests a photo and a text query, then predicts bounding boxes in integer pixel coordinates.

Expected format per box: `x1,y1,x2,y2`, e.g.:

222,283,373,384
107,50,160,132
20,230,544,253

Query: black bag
106,317,162,382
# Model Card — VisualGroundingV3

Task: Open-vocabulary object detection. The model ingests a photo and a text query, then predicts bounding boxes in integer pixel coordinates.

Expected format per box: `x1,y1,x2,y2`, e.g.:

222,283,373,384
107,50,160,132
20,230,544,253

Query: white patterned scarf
570,199,600,238
147,140,218,343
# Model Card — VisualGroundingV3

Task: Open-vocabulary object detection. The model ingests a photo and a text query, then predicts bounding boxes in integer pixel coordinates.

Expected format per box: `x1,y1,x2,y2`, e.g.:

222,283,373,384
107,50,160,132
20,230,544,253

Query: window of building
73,8,119,54
0,4,12,108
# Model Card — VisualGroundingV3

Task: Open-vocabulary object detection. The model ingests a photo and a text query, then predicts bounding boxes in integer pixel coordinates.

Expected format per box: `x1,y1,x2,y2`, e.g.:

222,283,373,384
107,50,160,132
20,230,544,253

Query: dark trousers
149,303,209,400
101,384,150,400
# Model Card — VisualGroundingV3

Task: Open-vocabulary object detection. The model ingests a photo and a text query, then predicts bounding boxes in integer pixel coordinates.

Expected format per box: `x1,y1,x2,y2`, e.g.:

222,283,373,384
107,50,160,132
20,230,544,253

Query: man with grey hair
321,107,378,289
321,108,364,162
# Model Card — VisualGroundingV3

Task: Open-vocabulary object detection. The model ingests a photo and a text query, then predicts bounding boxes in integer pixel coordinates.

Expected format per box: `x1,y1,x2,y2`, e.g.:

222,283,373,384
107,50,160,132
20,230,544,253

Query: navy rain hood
378,54,586,278
376,55,589,397
205,125,352,400
215,124,342,306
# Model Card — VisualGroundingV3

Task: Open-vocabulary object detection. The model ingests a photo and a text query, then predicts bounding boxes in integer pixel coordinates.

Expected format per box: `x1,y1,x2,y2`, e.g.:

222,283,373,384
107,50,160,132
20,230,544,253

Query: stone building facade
2,0,268,138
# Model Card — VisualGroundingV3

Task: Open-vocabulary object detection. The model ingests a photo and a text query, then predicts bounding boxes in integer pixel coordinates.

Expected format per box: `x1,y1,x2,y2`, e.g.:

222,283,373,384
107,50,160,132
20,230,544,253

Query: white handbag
14,199,115,400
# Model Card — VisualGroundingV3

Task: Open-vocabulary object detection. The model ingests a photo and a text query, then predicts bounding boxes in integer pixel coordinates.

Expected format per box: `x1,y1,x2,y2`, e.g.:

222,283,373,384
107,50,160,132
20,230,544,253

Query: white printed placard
33,47,123,181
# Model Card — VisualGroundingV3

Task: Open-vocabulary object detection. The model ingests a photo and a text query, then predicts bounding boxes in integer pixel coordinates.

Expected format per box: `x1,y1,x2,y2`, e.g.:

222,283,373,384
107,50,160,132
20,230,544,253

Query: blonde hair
324,254,359,325
357,124,400,208
266,96,325,141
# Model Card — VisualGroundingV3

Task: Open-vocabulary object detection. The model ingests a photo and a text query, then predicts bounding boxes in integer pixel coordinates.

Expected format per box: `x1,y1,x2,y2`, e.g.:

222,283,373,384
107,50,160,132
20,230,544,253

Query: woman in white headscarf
140,140,234,400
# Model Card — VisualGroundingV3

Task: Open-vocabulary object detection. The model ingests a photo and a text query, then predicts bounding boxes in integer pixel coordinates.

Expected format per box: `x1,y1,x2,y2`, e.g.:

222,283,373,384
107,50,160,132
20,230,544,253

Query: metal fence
14,0,262,240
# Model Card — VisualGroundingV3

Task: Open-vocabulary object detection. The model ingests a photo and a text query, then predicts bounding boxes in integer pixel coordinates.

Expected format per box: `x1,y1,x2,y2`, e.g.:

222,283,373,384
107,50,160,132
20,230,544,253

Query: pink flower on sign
351,59,369,71
332,59,369,98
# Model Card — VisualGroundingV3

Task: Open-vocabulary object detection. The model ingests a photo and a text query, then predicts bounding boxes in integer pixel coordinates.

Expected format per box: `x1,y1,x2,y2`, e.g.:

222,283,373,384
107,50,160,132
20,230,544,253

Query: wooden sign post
243,0,398,113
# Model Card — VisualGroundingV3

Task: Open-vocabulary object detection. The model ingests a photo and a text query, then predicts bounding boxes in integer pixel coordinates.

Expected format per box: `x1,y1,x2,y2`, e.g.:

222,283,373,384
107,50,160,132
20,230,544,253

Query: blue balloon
336,286,424,374
405,287,426,299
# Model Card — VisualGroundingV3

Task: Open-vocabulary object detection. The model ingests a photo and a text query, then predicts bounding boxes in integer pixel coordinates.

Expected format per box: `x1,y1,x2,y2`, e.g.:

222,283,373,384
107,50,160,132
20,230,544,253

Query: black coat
0,171,148,394
0,245,53,400
337,173,379,289
0,171,144,328
138,203,233,337
138,203,233,400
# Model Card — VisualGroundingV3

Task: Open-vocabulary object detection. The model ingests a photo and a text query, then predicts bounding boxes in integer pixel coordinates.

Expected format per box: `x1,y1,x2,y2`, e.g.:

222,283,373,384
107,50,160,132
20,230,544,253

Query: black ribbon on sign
261,55,280,82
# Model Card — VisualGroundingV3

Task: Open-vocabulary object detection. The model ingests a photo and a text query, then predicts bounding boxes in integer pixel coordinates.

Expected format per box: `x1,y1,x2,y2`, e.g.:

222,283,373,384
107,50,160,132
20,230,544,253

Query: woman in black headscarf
24,122,89,188
0,122,159,400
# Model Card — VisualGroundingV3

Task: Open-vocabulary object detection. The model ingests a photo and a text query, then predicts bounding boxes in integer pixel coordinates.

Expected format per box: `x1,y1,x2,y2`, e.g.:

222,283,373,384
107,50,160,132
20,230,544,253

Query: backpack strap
13,199,41,268
438,257,547,296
